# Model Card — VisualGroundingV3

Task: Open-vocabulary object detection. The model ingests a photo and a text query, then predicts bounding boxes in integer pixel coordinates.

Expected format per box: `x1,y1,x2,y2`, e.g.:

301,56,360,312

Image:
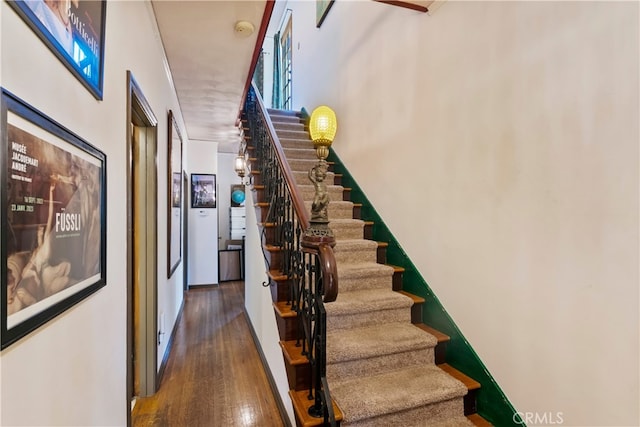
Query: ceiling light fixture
234,21,255,37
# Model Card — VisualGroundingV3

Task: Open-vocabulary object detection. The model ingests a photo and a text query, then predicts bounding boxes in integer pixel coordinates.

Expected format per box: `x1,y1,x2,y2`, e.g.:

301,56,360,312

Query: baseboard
243,309,292,427
156,296,185,387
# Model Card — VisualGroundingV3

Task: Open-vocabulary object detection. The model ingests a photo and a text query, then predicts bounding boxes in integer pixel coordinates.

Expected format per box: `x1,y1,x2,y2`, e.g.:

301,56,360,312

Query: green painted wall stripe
328,148,522,426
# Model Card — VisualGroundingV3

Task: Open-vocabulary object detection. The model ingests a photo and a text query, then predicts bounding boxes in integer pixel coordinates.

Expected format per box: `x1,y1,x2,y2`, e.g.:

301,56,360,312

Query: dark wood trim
373,0,429,13
243,309,293,427
238,0,276,122
156,297,185,387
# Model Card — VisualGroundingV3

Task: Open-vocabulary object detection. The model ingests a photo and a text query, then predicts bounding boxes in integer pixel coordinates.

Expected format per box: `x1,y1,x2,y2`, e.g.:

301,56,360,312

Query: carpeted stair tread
269,114,302,123
333,239,379,263
326,289,413,316
335,262,394,292
283,147,317,160
333,238,379,252
304,200,355,219
294,170,336,184
329,219,366,240
344,406,474,427
326,322,437,364
271,122,304,132
330,364,469,424
337,262,393,280
278,137,314,149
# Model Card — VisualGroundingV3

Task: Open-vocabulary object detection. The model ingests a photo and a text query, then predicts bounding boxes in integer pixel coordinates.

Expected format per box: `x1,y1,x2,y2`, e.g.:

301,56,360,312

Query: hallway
132,281,286,427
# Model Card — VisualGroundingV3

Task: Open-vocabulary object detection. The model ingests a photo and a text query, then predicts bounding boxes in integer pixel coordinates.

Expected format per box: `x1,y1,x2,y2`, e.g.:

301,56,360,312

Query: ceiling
151,0,273,154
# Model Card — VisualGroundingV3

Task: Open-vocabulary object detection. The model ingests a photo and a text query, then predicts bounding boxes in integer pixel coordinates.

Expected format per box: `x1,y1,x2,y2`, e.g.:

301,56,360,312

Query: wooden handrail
373,0,431,13
238,0,276,126
249,82,311,230
318,243,338,303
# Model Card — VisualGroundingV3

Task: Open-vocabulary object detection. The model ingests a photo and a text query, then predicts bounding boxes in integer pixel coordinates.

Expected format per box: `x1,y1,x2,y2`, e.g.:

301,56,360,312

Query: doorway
280,15,293,110
126,72,159,417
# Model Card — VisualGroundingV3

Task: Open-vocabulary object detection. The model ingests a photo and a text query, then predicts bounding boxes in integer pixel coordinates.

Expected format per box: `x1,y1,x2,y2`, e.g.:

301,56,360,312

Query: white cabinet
230,207,246,240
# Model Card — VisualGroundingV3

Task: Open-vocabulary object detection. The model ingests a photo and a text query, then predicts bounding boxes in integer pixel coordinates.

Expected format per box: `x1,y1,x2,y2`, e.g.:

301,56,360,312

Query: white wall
244,190,295,425
286,1,639,425
187,141,219,285
0,1,186,425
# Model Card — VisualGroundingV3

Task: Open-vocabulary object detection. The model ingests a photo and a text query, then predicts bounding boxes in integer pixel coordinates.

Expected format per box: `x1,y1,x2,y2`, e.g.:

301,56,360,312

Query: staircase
244,91,491,426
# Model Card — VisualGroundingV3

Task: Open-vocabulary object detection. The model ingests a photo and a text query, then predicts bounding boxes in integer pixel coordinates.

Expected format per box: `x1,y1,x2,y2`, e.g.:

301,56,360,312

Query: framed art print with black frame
190,174,216,209
8,0,107,100
167,110,182,278
1,88,107,349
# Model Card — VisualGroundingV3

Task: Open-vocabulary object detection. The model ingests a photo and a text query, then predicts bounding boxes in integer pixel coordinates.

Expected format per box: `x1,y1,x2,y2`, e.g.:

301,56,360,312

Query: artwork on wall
316,0,335,27
1,88,107,349
8,0,107,100
167,111,182,278
191,174,216,209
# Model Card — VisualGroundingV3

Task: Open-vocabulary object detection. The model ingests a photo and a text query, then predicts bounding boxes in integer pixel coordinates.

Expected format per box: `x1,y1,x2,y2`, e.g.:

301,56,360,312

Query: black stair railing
243,83,338,425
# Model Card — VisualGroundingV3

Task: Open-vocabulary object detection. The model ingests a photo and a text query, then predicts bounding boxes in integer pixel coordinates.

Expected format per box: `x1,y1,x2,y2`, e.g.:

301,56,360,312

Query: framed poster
167,111,182,278
8,0,107,100
1,88,107,349
316,0,335,27
190,174,216,209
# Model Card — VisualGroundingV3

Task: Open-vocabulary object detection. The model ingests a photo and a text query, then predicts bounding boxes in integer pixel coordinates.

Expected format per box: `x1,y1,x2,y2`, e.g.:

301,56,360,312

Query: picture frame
1,88,107,349
316,0,335,28
8,0,107,100
167,111,182,278
190,174,216,209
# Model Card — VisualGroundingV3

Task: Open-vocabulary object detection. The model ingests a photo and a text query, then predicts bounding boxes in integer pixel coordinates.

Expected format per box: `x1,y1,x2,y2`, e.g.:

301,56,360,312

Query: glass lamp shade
309,106,337,147
234,154,246,178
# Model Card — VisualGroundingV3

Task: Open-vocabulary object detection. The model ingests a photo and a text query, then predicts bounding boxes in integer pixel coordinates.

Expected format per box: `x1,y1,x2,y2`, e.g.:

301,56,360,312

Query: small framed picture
1,88,107,349
190,174,216,209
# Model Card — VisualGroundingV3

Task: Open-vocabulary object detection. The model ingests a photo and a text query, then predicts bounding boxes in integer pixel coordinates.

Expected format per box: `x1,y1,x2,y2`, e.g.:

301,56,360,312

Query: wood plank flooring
132,281,286,427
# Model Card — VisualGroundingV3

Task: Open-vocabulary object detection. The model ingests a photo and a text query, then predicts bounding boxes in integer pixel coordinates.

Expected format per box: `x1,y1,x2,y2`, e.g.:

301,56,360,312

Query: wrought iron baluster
243,84,337,425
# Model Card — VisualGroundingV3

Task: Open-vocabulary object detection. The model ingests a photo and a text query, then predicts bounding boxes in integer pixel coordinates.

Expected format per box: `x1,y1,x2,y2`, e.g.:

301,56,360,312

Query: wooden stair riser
392,268,404,291
252,185,265,205
285,361,312,392
289,390,343,427
275,310,301,342
269,275,292,303
377,243,388,264
254,203,270,223
398,291,425,324
261,224,275,246
438,363,482,418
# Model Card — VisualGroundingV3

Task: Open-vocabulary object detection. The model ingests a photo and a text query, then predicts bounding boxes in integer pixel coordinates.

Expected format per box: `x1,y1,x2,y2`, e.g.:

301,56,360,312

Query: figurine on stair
308,160,330,223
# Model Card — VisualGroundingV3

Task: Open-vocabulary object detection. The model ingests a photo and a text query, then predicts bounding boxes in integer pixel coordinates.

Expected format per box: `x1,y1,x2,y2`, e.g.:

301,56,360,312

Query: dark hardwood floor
132,281,286,427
